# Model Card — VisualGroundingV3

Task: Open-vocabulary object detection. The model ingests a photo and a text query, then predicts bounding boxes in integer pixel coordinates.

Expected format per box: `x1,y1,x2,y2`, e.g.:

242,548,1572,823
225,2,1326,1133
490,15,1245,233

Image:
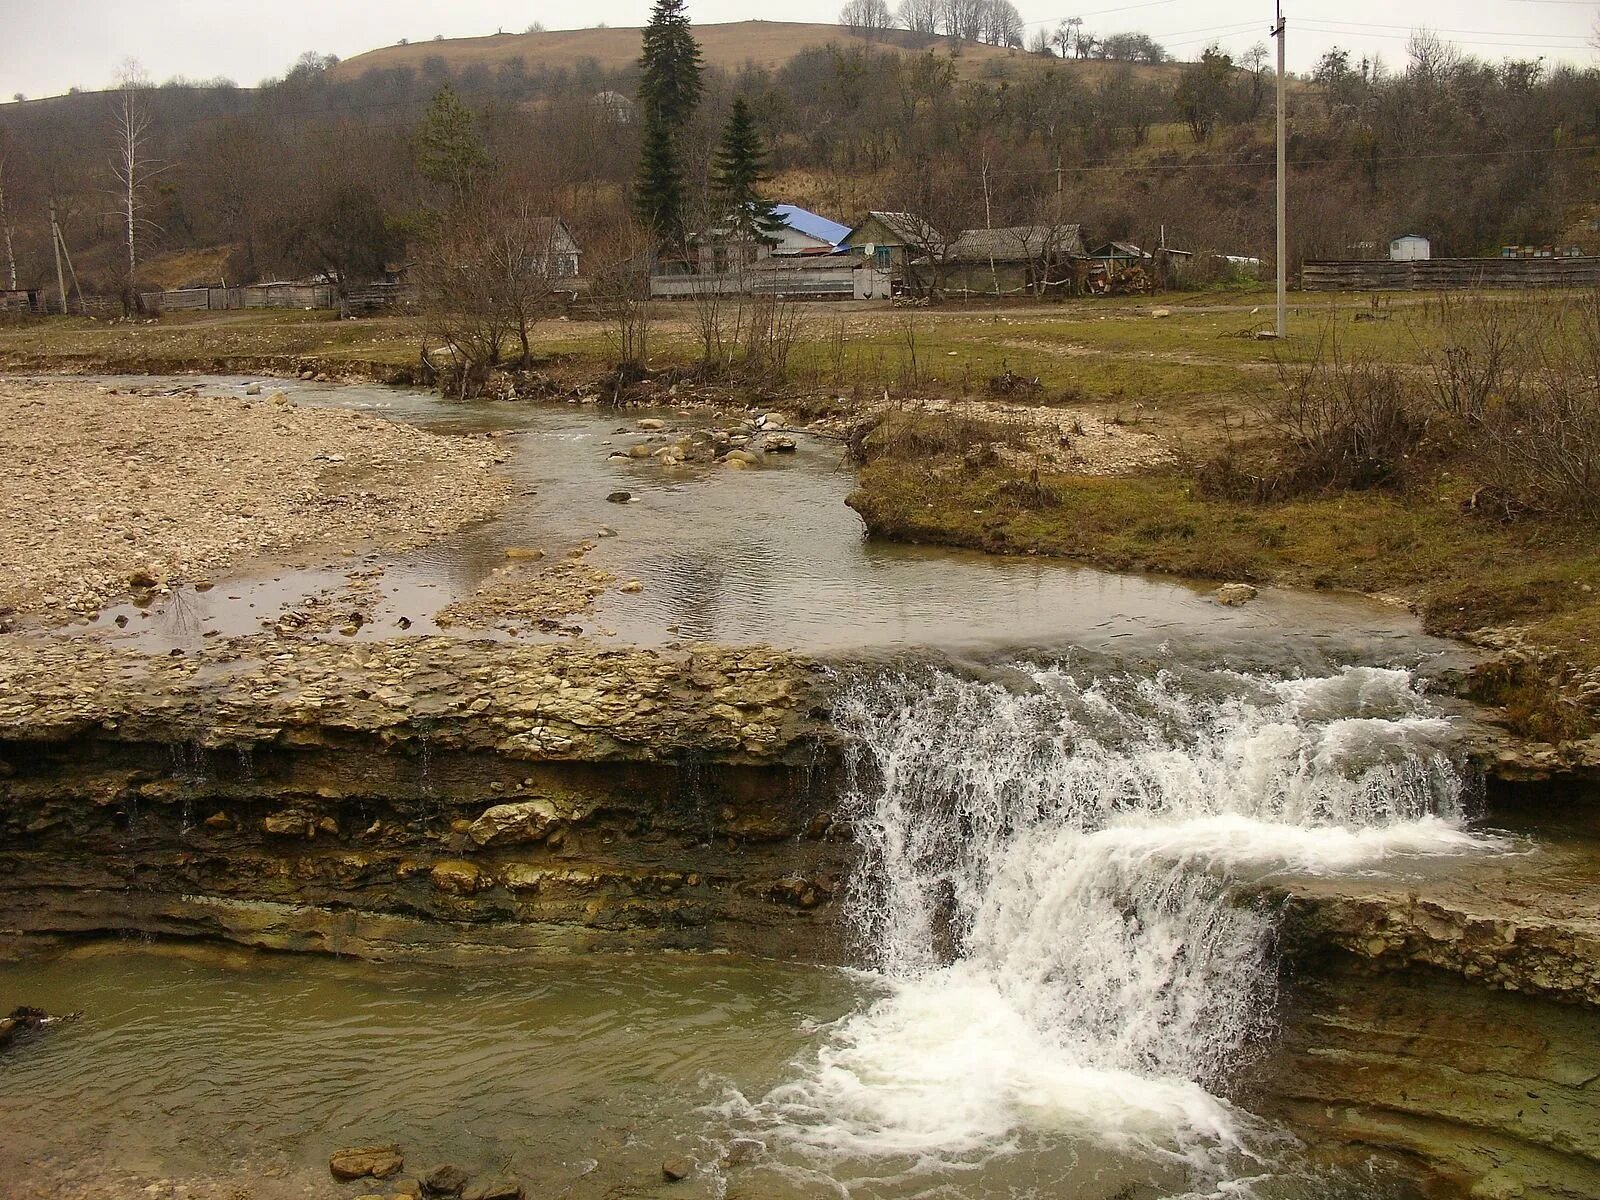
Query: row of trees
0,17,1596,307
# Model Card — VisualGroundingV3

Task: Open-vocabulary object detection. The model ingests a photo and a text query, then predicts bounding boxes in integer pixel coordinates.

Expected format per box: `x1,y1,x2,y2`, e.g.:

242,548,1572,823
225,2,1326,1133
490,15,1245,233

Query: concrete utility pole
48,197,67,316
1274,0,1287,338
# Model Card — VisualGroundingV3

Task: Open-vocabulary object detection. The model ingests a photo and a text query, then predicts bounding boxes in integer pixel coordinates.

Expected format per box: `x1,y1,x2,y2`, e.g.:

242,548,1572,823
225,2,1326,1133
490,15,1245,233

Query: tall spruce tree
637,0,703,128
634,117,685,245
711,98,785,246
635,0,703,245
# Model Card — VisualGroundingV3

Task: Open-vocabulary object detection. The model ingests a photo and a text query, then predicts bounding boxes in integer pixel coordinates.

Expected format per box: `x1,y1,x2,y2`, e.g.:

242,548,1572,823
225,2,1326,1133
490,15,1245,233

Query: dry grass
332,21,1062,82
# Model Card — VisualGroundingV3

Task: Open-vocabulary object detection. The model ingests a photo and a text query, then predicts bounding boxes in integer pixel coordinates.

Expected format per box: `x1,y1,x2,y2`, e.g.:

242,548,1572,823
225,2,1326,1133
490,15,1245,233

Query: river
0,377,1536,1199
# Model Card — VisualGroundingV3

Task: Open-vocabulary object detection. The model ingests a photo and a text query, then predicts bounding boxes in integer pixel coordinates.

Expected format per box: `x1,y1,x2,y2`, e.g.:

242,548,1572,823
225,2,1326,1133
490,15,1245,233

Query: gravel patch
0,376,510,617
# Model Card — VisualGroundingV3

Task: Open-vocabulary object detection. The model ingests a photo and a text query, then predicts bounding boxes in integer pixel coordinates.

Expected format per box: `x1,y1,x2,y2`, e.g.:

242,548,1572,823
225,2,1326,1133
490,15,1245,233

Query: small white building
1389,234,1431,262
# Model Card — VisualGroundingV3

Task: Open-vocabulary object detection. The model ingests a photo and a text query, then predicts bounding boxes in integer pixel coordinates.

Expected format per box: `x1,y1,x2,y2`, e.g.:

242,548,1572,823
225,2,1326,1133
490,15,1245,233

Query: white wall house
1390,234,1431,261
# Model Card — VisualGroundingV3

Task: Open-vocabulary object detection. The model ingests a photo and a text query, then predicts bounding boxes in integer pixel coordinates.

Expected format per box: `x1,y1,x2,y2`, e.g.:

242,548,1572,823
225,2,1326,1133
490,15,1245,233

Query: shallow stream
56,374,1445,661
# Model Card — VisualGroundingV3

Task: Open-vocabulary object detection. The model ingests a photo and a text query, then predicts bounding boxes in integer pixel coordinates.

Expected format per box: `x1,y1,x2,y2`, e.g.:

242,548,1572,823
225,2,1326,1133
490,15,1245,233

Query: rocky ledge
0,634,849,961
0,634,825,764
1263,837,1600,1008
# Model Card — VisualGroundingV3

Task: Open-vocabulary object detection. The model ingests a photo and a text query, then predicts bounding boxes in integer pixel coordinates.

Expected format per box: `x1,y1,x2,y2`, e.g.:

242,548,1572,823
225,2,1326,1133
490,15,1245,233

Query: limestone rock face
467,800,563,848
329,1145,404,1181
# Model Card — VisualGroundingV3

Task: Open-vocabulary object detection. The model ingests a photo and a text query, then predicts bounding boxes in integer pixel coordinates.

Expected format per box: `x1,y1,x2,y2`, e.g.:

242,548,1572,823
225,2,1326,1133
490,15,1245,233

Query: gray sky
2,0,1594,99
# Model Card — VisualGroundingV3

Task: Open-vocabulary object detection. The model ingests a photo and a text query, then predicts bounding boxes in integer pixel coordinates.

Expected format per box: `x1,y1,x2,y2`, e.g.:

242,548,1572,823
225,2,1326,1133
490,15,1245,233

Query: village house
923,224,1088,298
843,211,942,277
652,204,889,299
523,217,583,278
684,203,851,275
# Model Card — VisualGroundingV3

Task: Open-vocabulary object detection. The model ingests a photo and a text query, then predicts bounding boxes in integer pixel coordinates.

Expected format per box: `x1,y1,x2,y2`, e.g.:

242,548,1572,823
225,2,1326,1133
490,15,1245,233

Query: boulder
637,417,666,430
619,581,644,594
428,860,484,895
627,443,655,459
423,1164,472,1197
391,1179,423,1198
329,1145,404,1181
503,547,543,561
724,449,759,465
661,1157,694,1182
606,491,633,504
261,811,311,838
468,799,562,848
1214,582,1259,607
462,1179,524,1200
762,436,797,454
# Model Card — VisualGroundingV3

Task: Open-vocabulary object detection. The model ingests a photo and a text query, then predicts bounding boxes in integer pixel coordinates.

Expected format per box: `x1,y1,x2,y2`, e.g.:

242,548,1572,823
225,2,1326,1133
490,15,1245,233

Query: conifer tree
711,98,785,246
634,117,685,244
635,0,703,245
637,0,704,129
414,83,489,202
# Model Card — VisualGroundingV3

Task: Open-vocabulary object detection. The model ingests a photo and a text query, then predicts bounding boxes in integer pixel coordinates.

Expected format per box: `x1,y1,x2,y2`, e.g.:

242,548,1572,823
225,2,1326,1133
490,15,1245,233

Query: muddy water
63,375,1443,659
0,945,1404,1200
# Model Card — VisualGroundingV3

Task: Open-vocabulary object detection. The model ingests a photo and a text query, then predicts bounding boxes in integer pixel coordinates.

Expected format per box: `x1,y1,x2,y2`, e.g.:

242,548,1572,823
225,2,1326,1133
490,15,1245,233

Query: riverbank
0,376,510,620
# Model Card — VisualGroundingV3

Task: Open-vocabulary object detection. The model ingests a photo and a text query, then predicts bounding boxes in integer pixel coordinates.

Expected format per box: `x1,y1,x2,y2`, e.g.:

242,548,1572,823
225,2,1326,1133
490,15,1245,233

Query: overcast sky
3,0,1594,99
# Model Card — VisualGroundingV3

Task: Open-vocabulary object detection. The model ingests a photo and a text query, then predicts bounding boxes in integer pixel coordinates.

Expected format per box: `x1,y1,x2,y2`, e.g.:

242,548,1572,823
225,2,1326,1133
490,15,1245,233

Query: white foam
746,664,1497,1189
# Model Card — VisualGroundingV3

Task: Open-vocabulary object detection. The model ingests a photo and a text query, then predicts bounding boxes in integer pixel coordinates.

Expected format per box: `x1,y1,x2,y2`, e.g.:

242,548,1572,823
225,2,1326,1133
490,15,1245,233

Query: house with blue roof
652,203,888,299
684,203,850,274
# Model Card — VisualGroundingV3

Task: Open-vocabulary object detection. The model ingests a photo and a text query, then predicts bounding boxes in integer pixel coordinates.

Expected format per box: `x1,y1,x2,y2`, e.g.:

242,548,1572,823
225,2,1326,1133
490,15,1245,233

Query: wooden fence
1302,257,1600,292
138,283,338,313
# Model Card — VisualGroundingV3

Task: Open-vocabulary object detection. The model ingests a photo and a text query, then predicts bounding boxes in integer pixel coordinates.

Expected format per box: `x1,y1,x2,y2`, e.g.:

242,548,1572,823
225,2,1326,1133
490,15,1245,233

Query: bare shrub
1423,292,1600,521
587,215,656,379
1273,347,1425,493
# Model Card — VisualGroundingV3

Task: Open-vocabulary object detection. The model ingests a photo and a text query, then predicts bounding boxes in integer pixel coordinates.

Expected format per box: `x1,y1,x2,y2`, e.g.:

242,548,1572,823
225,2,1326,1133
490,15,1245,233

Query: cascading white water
738,662,1497,1193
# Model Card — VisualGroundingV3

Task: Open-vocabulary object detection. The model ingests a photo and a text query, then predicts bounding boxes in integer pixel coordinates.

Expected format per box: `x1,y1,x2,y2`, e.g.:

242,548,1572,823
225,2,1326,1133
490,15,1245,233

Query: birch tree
109,66,161,312
0,142,17,290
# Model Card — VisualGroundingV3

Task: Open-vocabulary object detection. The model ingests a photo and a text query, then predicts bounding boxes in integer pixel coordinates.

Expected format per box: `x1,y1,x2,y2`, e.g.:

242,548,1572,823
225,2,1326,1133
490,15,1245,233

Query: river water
2,377,1505,1199
59,374,1442,660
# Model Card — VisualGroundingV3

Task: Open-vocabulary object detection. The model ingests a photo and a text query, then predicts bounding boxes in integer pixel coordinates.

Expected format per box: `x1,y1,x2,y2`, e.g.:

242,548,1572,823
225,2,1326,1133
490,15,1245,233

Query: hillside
334,20,1041,81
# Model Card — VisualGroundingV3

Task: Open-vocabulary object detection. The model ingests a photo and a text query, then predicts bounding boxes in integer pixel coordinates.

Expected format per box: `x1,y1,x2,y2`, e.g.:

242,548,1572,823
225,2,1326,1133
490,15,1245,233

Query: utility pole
1274,0,1287,338
48,197,67,316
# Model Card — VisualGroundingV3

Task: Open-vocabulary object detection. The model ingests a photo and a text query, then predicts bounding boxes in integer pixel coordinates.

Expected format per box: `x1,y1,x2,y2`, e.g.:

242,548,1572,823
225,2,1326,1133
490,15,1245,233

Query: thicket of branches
0,27,1596,296
1200,295,1600,523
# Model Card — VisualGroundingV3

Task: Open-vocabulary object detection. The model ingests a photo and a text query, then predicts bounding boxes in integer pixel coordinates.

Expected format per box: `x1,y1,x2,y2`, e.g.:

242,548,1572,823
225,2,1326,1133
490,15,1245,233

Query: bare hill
333,20,1028,80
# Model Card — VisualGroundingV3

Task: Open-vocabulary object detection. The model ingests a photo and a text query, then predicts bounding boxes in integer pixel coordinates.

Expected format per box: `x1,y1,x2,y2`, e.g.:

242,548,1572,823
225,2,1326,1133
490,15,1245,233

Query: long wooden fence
1302,257,1600,291
138,283,338,313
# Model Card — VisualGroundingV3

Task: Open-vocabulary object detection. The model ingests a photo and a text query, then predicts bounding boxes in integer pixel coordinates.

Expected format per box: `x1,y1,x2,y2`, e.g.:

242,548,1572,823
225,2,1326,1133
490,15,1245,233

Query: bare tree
108,68,162,312
897,0,941,36
0,140,17,290
586,214,656,380
841,0,896,37
418,191,565,389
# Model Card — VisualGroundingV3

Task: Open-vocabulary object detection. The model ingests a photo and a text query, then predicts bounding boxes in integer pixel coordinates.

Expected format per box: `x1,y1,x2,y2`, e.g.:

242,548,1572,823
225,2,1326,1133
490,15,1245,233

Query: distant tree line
0,19,1596,303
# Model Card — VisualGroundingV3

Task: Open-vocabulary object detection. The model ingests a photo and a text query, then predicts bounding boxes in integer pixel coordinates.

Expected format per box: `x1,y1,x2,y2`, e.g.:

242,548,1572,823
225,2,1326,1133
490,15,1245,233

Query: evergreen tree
711,98,785,245
636,0,704,130
634,0,703,247
634,116,685,244
414,83,490,201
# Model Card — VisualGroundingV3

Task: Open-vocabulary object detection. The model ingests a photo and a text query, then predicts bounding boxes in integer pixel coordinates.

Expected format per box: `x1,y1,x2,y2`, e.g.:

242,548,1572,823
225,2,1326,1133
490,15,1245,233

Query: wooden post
48,198,67,316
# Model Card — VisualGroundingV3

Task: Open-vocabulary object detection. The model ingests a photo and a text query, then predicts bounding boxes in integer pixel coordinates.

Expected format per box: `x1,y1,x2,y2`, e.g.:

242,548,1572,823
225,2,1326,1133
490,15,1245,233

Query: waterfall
738,661,1496,1192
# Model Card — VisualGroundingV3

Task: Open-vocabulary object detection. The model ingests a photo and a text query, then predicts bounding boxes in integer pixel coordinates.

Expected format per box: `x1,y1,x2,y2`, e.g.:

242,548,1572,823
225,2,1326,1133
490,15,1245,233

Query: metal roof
948,224,1086,261
773,204,851,247
854,211,942,247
